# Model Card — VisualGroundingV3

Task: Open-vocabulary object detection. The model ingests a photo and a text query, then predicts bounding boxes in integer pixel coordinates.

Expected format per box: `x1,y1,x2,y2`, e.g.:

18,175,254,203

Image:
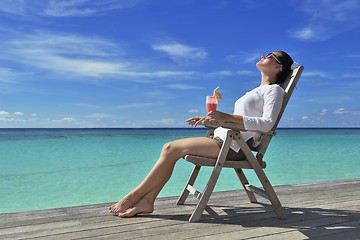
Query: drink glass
206,96,218,113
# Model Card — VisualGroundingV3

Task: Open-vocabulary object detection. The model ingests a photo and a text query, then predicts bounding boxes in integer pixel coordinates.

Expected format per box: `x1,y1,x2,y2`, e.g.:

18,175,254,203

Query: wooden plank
313,227,360,240
142,203,360,240
0,179,358,240
0,186,354,232
304,219,360,239
169,216,354,240
4,200,358,240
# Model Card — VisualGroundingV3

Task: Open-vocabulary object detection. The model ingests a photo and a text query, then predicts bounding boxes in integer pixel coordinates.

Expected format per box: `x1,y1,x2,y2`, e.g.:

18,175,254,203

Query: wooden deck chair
177,66,304,222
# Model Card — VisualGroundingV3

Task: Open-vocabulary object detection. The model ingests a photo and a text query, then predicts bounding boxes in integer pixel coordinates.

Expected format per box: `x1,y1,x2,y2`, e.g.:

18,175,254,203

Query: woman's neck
260,73,275,86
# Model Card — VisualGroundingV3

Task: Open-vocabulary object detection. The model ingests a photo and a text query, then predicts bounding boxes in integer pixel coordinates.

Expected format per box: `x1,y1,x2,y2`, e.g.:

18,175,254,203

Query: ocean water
0,128,359,214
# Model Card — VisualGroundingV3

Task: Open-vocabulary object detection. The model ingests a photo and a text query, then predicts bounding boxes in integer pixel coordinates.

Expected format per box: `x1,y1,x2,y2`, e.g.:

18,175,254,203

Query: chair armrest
201,120,276,136
202,120,246,131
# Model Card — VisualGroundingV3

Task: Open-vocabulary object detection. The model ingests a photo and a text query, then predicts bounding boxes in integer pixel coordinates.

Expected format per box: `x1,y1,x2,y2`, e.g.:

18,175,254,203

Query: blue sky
0,0,359,128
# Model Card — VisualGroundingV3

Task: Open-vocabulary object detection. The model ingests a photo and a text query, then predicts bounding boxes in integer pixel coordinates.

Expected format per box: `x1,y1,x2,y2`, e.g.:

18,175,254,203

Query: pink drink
206,96,218,112
206,103,218,112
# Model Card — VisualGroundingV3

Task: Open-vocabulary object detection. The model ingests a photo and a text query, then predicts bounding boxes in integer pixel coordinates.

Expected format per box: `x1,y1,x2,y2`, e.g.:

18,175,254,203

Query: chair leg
188,163,223,222
253,167,287,219
187,130,233,222
234,168,257,203
235,135,286,219
177,165,201,205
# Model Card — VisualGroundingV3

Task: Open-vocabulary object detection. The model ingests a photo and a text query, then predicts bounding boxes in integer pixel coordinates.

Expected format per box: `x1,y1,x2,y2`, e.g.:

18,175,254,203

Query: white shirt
214,84,284,152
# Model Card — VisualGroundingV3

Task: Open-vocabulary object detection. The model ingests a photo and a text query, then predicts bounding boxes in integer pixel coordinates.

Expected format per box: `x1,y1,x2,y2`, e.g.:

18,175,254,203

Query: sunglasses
266,52,282,65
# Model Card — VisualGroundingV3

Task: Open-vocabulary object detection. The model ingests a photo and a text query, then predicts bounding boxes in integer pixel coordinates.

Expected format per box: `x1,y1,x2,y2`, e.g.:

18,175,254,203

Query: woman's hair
275,51,294,84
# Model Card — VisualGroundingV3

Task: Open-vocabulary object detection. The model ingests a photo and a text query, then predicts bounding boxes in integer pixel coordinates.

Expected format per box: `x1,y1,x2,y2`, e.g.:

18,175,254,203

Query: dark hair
275,51,294,84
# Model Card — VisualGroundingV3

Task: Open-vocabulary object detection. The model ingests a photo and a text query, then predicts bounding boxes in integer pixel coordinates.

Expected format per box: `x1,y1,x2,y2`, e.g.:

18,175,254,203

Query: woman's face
256,51,283,78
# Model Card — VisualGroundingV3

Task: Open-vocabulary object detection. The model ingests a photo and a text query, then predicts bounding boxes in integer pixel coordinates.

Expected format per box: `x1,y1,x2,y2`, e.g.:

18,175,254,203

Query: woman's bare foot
109,193,136,214
118,197,154,218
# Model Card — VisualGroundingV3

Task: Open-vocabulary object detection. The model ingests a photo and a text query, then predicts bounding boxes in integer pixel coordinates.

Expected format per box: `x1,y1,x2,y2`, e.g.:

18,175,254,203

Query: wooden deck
1,179,359,240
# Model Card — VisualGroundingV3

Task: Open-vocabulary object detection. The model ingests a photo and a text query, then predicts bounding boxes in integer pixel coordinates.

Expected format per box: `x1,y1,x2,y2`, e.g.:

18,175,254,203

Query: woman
109,50,295,218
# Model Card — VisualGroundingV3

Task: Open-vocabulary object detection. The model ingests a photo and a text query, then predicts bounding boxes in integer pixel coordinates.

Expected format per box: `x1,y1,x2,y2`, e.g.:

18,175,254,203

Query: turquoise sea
1,128,359,214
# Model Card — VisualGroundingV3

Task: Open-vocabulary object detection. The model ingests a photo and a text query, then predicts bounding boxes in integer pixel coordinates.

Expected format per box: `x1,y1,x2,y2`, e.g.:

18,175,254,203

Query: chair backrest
254,66,304,160
274,65,304,130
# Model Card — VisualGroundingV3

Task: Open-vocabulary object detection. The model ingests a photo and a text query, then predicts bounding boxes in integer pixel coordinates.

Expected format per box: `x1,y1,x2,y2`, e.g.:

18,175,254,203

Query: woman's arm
243,86,284,132
187,111,245,128
206,111,245,129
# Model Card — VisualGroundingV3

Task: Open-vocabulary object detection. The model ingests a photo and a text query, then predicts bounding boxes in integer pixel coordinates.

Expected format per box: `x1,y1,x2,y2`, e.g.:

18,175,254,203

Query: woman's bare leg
109,137,220,216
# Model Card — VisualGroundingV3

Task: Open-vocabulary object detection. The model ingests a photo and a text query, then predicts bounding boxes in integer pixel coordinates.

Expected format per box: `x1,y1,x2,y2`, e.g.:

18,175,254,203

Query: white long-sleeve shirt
213,84,284,152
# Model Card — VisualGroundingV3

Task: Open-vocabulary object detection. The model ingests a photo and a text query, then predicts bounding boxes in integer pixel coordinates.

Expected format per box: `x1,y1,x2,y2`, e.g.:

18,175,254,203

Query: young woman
109,51,295,218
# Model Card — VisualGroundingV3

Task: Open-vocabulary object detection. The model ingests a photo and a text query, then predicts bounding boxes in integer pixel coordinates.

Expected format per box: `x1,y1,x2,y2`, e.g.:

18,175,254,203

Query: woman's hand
186,111,230,127
206,111,245,127
186,116,205,127
186,111,243,127
205,111,229,122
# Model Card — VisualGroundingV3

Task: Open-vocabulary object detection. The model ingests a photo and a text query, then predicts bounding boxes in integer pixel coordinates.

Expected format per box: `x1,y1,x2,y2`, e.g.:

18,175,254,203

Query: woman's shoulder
257,84,283,91
259,84,285,96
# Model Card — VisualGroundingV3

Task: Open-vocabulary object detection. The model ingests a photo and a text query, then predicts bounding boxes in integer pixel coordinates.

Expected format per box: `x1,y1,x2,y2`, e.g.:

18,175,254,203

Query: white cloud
0,117,25,123
0,67,28,83
0,0,27,16
0,111,27,123
158,118,176,125
302,71,328,78
123,117,178,127
188,109,199,113
0,111,10,118
44,0,143,17
0,0,143,17
341,73,360,78
304,0,359,22
2,31,197,81
307,96,352,104
152,42,207,65
115,102,163,109
4,32,126,78
49,57,125,78
235,70,257,76
208,70,233,77
292,28,316,41
117,71,196,78
226,52,260,64
0,110,28,126
282,107,360,127
74,103,101,109
334,108,346,115
290,0,360,41
333,108,360,115
86,113,112,119
319,109,328,116
166,84,202,90
208,70,256,78
52,117,74,123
